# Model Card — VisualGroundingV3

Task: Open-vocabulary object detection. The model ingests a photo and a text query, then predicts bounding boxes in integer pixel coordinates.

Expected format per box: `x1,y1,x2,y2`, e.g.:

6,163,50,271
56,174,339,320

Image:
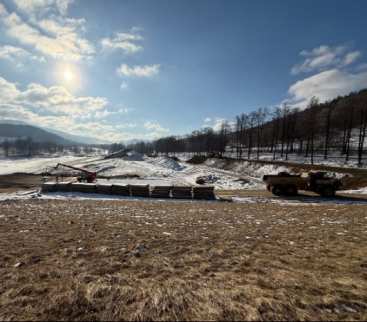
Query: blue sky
0,0,367,142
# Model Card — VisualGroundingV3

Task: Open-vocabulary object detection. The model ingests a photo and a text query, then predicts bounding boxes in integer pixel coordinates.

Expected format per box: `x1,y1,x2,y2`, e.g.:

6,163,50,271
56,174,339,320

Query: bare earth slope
0,199,366,321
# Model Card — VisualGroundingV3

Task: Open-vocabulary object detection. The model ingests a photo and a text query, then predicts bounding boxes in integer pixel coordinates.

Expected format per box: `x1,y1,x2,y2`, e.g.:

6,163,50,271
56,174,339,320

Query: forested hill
0,123,75,145
128,88,367,165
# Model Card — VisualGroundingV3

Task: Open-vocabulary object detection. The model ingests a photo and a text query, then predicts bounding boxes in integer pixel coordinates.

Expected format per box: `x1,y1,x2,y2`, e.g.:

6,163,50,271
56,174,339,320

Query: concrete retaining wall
41,183,216,200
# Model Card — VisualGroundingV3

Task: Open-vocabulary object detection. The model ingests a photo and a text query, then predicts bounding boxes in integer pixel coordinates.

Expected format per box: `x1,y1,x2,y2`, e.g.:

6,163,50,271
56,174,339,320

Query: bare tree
323,103,334,160
2,140,10,157
255,107,267,160
247,112,256,159
357,105,367,165
345,105,354,162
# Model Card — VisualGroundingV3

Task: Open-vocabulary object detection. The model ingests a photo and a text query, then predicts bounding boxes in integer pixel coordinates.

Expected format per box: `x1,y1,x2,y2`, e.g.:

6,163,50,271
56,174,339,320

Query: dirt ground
0,174,44,193
0,198,366,321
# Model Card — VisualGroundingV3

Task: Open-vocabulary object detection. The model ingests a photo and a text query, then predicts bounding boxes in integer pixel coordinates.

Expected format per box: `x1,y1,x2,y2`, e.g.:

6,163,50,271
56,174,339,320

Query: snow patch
340,187,367,194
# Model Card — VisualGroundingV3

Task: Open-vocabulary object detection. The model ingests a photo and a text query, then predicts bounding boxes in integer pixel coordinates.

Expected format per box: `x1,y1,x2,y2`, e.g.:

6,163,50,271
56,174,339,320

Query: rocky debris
187,155,207,164
196,175,219,185
130,244,147,257
234,177,250,184
14,262,24,268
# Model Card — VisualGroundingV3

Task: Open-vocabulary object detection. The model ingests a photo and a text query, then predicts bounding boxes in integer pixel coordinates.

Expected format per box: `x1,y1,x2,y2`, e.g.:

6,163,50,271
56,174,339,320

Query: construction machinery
54,163,97,183
263,171,342,197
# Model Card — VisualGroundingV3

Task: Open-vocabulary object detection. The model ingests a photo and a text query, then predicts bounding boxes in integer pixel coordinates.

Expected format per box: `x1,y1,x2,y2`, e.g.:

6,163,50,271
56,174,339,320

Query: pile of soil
187,155,207,164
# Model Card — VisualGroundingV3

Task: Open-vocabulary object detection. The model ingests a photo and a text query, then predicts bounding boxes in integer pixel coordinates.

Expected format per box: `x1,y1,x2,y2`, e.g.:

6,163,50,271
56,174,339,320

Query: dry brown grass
0,199,367,320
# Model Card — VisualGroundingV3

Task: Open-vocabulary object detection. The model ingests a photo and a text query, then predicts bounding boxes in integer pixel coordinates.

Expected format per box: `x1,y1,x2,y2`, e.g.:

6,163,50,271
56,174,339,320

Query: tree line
128,89,367,165
0,137,97,157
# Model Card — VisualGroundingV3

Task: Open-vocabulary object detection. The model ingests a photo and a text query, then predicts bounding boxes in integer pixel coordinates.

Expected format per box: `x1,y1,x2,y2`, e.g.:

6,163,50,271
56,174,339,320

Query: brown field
0,174,44,193
0,198,367,321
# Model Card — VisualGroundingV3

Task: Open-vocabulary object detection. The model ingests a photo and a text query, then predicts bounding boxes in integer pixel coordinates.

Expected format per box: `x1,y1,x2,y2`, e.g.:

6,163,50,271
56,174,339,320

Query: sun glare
55,63,81,91
63,69,74,82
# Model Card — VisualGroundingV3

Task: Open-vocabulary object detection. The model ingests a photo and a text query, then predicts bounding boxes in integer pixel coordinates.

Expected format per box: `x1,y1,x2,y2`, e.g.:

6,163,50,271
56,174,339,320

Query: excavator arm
54,163,97,183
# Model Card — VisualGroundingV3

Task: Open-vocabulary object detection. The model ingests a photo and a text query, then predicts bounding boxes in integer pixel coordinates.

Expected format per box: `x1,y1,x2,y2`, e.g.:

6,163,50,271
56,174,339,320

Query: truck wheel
285,185,298,196
320,186,335,197
272,185,283,196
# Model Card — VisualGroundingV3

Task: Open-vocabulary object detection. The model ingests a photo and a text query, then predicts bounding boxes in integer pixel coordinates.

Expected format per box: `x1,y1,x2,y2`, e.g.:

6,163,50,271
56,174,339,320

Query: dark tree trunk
324,107,332,160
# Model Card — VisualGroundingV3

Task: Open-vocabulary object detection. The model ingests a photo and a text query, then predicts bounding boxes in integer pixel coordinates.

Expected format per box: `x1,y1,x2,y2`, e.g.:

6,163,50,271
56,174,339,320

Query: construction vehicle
263,171,342,197
54,163,97,183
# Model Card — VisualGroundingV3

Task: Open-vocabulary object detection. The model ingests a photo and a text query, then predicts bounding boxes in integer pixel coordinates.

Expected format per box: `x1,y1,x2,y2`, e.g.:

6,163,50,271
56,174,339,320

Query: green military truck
263,171,342,197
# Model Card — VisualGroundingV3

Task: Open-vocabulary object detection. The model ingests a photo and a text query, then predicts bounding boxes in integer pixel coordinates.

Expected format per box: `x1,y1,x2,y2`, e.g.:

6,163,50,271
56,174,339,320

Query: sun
63,69,74,83
55,63,81,91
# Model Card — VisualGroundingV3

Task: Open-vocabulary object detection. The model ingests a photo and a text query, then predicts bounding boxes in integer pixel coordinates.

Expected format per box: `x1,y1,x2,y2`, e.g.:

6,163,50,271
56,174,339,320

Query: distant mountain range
0,122,76,145
44,128,109,145
0,119,112,145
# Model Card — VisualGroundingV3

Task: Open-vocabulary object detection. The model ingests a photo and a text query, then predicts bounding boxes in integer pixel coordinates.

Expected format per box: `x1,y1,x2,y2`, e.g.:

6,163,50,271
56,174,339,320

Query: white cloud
144,121,169,138
0,45,30,60
202,117,232,131
0,3,94,61
291,45,360,75
81,106,133,120
13,0,74,17
0,45,46,63
17,82,107,116
0,3,8,16
342,51,361,66
287,68,367,107
0,76,165,142
117,64,160,78
0,75,131,142
101,31,143,54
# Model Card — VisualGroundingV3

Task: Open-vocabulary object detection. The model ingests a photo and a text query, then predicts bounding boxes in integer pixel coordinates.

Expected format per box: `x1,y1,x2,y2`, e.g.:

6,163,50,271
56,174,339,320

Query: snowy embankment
0,153,270,189
1,152,366,193
220,151,367,169
0,155,100,176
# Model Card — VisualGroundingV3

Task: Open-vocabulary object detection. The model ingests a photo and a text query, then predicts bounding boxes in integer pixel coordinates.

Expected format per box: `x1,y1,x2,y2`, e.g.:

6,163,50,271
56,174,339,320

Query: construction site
0,150,367,321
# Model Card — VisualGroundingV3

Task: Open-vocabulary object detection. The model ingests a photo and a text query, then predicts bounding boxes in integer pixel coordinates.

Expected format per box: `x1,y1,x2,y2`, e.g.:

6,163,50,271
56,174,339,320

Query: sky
0,0,367,143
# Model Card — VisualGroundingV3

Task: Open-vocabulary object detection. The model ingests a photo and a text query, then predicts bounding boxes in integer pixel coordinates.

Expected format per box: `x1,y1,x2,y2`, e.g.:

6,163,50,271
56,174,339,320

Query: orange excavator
54,163,97,183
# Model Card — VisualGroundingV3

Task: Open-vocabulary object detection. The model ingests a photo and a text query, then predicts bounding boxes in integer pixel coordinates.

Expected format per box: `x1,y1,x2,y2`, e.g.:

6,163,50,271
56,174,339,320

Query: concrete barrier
151,186,172,198
130,185,150,197
71,183,96,193
41,182,216,200
55,182,72,192
96,184,112,194
41,182,56,192
193,186,215,200
172,186,192,199
111,184,130,196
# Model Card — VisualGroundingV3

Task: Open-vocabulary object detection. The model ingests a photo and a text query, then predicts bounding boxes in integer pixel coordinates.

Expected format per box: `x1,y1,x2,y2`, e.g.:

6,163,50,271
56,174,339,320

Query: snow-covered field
221,151,367,169
0,155,100,176
0,153,274,190
1,152,367,197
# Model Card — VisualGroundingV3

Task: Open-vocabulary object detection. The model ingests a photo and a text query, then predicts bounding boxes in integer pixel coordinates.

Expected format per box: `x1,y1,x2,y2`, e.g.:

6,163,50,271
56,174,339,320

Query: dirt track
0,174,43,193
0,198,366,320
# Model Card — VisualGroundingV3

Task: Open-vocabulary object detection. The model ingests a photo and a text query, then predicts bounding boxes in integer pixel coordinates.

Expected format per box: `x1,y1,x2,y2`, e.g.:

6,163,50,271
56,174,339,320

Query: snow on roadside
1,190,367,205
232,196,367,205
0,190,218,203
340,187,367,194
0,190,40,201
